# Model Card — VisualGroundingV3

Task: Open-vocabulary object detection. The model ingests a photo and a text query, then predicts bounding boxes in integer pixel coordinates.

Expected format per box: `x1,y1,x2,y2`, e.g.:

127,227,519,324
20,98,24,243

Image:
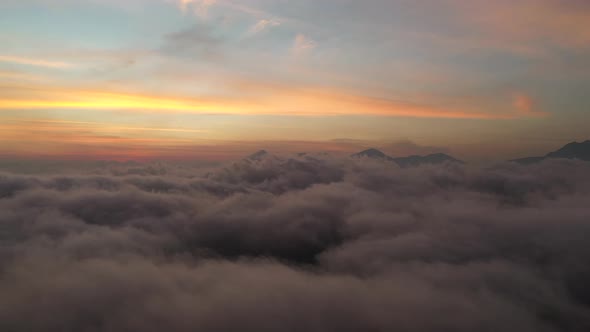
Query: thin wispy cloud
0,55,74,69
12,119,208,134
249,19,281,35
178,0,217,17
0,70,45,82
292,34,316,56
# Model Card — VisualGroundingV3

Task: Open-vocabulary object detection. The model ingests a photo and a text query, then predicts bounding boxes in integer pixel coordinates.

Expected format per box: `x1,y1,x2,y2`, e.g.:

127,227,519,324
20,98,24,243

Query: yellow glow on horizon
0,84,530,119
0,92,244,114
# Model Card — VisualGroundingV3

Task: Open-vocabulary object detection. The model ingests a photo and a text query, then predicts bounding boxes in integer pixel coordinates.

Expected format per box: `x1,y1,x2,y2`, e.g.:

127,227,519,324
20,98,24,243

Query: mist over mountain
1,154,590,331
246,149,270,162
351,148,463,167
512,141,590,164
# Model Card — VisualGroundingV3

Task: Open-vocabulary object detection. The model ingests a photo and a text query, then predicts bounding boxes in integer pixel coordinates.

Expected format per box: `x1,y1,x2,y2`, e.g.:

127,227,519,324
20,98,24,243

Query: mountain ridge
351,148,463,167
511,140,590,164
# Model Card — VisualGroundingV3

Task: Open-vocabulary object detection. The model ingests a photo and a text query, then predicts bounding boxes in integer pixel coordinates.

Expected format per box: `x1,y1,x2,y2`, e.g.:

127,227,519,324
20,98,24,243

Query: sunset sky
1,0,589,161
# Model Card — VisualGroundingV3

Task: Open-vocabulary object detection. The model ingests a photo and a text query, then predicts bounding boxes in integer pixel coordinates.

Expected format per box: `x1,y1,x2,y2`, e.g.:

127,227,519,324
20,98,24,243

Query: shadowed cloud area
1,153,590,331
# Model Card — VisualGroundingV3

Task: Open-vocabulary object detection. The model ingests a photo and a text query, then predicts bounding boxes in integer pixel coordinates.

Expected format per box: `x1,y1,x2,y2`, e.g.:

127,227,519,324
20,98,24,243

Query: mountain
351,148,391,160
351,148,463,167
546,140,590,160
246,150,270,161
511,140,590,164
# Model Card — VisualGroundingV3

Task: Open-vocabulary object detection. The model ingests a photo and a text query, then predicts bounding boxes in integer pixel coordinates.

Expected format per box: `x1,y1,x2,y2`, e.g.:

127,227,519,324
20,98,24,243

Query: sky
1,0,589,162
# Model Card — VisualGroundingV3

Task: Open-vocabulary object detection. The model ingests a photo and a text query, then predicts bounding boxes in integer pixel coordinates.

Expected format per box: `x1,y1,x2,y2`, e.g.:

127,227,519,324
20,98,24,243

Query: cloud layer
1,156,590,331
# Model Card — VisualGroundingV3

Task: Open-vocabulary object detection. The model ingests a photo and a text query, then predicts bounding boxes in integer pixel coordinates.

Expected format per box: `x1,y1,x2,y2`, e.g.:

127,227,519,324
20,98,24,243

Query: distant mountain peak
351,148,388,159
246,150,269,161
546,140,590,160
511,140,590,164
351,148,463,167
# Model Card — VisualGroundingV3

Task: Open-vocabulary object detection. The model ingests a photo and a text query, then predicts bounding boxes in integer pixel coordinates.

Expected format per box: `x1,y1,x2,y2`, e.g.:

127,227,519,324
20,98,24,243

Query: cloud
249,18,281,35
0,70,46,82
292,33,316,56
178,0,193,12
160,24,223,60
177,0,217,17
0,55,74,69
512,93,546,117
448,0,590,50
1,157,590,330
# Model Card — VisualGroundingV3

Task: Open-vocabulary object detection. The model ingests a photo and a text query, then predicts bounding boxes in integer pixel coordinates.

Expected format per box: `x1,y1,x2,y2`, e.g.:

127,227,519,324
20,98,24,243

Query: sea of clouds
1,155,590,331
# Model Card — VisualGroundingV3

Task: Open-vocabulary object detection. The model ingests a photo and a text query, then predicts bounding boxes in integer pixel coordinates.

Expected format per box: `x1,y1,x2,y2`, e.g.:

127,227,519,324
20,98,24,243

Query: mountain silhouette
351,148,391,160
511,140,590,164
245,150,272,162
351,148,463,167
546,140,590,160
